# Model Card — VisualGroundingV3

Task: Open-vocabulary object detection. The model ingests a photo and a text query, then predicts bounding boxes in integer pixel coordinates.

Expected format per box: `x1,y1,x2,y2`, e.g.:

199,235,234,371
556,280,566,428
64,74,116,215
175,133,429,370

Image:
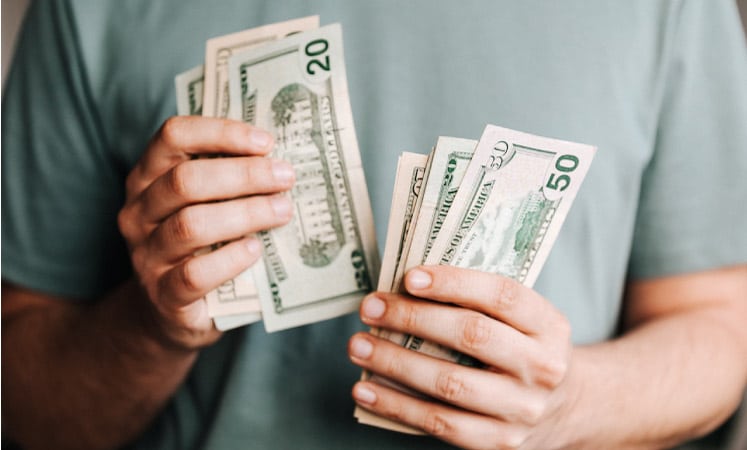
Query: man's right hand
117,116,295,351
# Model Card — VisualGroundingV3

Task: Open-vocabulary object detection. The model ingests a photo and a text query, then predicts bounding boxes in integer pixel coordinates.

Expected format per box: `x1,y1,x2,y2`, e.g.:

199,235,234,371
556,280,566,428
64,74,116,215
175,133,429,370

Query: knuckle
160,117,185,146
265,194,293,223
547,357,569,386
517,396,547,425
399,302,420,331
434,370,470,403
167,163,197,199
259,157,281,186
171,208,202,244
240,158,262,187
485,428,529,450
241,199,267,231
117,207,136,239
220,120,234,142
179,259,205,293
384,353,405,378
489,277,519,311
533,354,568,387
386,399,407,424
421,410,453,438
227,241,256,270
500,430,528,450
460,313,492,351
223,120,248,147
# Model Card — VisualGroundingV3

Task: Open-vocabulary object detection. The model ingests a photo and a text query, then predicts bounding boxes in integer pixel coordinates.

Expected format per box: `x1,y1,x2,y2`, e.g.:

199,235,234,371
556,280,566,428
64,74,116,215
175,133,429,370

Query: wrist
527,346,594,450
126,279,222,353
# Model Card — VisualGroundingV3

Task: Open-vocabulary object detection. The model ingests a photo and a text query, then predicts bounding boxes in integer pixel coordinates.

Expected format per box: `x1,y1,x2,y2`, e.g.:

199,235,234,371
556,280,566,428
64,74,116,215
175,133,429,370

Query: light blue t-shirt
3,1,746,449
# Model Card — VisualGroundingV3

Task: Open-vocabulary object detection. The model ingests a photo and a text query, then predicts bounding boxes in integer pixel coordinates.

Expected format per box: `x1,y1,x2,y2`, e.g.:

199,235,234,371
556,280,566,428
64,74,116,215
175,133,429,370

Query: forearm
558,306,747,449
2,118,276,449
2,280,199,450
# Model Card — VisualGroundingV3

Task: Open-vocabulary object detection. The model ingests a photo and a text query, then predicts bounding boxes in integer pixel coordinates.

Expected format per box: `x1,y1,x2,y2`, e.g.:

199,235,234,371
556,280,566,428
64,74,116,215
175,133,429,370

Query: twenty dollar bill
201,17,319,329
227,24,379,331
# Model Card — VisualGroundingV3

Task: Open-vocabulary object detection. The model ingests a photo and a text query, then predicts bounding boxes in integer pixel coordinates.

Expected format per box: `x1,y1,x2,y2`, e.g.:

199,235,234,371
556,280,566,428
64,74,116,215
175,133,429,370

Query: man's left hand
349,265,573,450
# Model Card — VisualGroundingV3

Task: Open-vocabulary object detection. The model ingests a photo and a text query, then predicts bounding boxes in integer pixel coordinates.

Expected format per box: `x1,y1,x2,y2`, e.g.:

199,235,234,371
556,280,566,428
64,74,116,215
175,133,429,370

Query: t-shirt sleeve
1,1,131,299
628,0,747,279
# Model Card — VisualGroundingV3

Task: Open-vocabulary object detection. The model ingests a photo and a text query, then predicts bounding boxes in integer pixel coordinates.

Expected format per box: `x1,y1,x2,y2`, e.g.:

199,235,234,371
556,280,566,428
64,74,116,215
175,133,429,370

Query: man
3,1,746,449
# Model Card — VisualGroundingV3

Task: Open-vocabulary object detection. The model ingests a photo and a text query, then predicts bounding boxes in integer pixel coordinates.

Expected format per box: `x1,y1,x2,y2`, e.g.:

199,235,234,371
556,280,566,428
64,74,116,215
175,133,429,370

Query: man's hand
3,116,297,449
117,116,295,350
349,264,747,449
348,265,572,449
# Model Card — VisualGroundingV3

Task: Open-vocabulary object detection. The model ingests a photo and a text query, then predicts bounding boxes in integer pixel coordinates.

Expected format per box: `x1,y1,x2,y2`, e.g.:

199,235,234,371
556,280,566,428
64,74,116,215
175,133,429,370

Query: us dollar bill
175,64,263,329
426,125,596,278
175,65,205,116
391,137,476,293
203,16,319,119
409,125,596,374
227,24,379,331
360,139,476,434
354,152,428,432
377,153,429,292
199,18,319,329
370,137,478,420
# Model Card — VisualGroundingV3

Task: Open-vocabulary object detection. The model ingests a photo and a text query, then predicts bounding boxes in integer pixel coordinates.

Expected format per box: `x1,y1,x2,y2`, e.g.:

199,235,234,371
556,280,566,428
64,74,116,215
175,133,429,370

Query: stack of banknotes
354,127,596,431
174,16,380,332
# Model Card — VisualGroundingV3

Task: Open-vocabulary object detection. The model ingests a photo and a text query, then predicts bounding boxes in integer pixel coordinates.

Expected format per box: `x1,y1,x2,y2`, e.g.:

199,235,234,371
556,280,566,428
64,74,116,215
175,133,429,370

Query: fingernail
249,129,272,149
407,269,432,290
271,159,295,184
270,195,292,219
353,384,377,405
246,237,262,255
350,336,373,359
362,296,386,320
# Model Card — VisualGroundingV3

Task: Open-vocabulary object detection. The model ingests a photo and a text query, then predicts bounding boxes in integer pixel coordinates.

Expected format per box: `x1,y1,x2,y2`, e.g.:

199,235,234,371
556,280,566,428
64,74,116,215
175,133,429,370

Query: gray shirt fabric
3,1,746,449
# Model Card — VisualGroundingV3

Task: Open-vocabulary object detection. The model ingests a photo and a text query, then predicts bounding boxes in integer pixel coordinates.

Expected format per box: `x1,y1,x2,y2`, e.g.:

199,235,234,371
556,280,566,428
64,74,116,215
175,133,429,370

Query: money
202,16,319,119
213,311,262,331
358,138,477,433
175,65,264,328
363,137,478,434
354,152,428,432
414,125,595,370
175,18,597,435
198,17,320,330
226,24,379,332
426,125,595,278
376,153,429,292
391,137,477,293
175,65,204,116
176,64,261,329
175,19,379,332
357,125,596,432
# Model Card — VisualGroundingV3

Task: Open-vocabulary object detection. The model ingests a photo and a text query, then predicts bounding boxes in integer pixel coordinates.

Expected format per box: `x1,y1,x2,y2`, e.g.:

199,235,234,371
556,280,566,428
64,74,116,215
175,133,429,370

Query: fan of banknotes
354,126,596,432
